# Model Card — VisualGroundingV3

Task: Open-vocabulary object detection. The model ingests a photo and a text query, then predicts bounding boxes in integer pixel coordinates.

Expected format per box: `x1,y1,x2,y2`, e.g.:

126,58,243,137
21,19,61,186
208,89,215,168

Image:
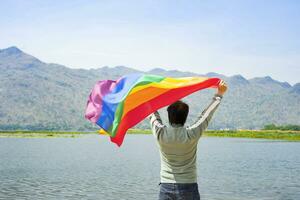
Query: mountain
0,46,299,130
291,83,300,94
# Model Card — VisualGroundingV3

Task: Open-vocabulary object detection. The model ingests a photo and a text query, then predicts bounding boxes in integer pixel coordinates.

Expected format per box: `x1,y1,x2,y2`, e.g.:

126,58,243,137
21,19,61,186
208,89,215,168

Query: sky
0,0,299,84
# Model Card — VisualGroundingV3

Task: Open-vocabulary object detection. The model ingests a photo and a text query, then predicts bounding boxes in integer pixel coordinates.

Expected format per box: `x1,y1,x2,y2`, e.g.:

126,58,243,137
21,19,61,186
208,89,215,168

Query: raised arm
149,111,166,141
187,80,227,140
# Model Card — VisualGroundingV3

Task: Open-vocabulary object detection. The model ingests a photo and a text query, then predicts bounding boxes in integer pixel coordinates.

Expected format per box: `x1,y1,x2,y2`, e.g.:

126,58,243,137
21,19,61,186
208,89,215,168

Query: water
0,135,299,200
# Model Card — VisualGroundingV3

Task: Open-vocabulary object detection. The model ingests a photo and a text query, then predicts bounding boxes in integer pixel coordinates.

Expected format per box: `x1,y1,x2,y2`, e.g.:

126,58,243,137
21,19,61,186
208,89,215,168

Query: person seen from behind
149,80,228,200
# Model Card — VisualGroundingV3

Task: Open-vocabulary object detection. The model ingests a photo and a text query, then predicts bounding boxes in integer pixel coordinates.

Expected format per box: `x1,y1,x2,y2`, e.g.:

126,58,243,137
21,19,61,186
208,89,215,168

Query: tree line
263,124,300,131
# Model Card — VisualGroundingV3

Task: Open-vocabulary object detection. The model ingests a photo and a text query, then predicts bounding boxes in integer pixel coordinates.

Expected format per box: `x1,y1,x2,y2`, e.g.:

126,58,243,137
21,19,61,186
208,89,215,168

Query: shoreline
0,129,300,141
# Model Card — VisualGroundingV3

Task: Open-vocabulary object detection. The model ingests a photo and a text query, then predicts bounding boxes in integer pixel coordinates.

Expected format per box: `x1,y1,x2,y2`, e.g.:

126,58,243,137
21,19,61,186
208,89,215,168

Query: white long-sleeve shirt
149,94,222,183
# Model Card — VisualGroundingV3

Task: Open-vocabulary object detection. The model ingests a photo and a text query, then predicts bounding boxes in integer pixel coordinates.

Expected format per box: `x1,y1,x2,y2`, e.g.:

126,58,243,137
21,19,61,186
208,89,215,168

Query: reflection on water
0,135,299,200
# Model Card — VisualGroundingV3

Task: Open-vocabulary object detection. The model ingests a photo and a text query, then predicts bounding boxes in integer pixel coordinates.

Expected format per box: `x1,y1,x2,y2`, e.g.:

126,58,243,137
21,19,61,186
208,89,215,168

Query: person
149,80,228,200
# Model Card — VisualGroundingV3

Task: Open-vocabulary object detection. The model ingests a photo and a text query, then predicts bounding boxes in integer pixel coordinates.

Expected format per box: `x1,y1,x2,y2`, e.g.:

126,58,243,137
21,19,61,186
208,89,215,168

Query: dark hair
167,100,189,126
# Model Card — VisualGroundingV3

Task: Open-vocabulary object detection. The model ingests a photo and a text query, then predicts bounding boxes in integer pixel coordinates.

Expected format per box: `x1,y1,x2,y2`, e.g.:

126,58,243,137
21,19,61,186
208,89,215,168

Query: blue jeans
159,183,200,200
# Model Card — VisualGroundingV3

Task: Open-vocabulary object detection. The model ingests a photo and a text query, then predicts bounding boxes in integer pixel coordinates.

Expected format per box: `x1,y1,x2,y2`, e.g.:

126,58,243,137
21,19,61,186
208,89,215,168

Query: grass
125,129,300,141
204,130,300,141
0,129,300,141
127,129,152,134
0,130,95,138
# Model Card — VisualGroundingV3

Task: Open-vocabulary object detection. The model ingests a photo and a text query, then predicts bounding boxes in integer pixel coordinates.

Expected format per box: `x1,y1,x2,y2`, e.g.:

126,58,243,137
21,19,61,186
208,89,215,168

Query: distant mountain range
0,46,299,131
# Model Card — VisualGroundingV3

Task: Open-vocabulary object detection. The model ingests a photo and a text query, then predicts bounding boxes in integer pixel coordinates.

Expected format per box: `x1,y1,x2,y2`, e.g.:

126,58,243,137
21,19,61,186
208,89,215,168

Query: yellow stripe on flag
98,129,109,135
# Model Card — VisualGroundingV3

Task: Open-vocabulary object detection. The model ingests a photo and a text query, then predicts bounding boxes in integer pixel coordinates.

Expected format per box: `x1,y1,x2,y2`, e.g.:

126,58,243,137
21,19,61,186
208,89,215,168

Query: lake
0,135,299,200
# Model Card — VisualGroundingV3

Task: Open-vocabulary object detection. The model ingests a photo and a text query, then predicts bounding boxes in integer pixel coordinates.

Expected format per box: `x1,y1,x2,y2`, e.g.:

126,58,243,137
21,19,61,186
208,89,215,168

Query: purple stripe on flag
84,80,117,123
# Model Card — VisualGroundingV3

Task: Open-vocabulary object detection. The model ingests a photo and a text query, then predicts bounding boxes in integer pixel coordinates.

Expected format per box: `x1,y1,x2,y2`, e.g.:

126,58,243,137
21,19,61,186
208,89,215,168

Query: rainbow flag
85,74,221,146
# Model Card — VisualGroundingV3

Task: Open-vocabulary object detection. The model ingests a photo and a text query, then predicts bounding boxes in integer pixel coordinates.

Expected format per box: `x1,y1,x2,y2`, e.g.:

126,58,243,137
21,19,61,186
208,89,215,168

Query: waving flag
85,74,221,146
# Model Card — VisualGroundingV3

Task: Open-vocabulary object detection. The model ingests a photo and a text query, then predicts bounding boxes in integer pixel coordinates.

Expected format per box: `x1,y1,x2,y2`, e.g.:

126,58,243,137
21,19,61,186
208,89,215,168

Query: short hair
167,100,189,126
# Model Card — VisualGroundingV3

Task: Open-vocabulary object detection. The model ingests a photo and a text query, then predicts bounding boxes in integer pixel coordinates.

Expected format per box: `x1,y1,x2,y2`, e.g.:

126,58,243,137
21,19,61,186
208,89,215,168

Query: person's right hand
217,80,227,96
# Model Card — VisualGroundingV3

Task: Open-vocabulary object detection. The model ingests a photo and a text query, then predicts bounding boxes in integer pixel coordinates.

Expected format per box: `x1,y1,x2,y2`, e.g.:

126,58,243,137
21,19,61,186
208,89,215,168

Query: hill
0,46,299,130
